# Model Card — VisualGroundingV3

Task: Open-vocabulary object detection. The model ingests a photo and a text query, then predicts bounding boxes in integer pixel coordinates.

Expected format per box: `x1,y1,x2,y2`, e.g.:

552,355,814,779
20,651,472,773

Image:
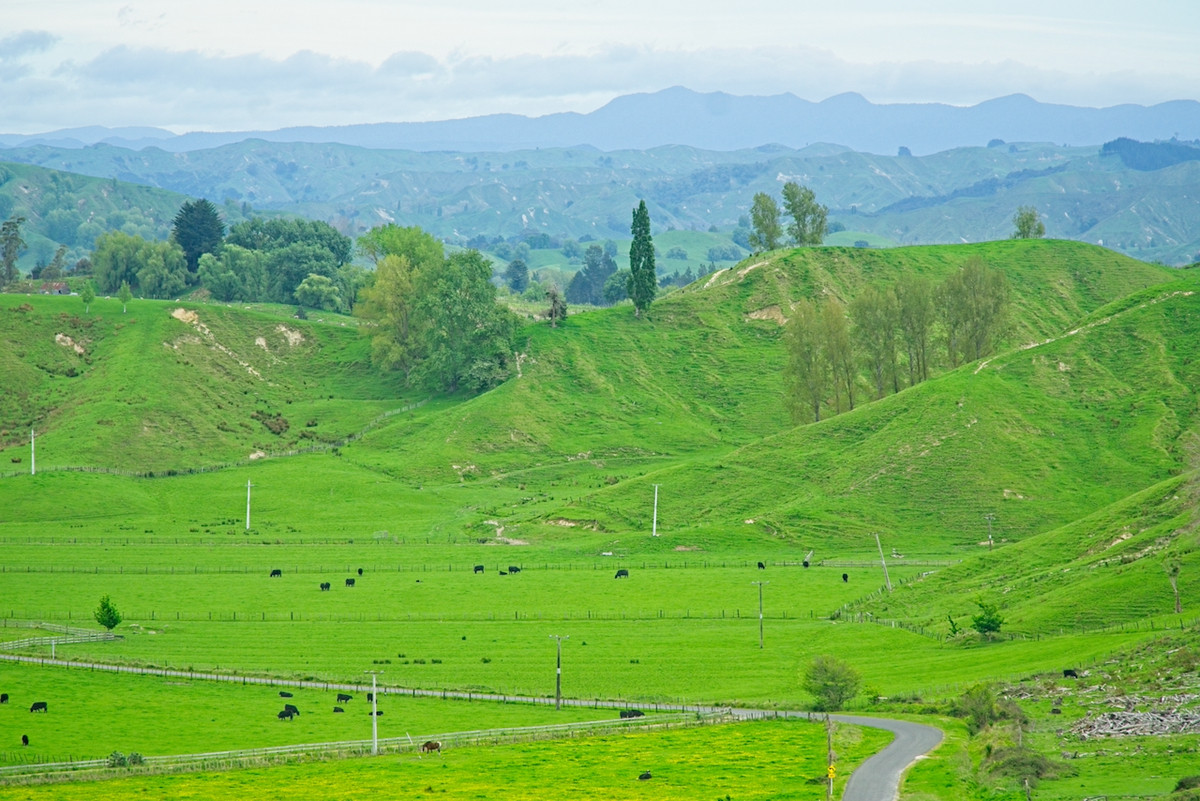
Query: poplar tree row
784,257,1009,423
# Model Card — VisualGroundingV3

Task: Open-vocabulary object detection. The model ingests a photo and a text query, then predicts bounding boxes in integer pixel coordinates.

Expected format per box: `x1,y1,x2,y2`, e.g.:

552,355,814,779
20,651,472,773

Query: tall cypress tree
627,200,656,318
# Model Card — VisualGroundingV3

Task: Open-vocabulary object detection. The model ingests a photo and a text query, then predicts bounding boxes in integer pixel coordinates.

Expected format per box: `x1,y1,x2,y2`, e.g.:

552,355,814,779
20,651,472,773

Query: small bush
107,751,128,768
1177,775,1200,791
127,752,144,766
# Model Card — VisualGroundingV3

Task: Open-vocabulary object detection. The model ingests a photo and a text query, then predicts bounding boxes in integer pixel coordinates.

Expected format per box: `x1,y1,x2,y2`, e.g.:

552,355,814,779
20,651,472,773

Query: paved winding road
831,714,943,801
2,653,944,797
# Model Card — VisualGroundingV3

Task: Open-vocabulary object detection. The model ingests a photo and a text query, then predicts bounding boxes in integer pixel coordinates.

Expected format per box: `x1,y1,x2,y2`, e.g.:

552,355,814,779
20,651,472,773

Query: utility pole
365,671,381,755
984,514,995,550
875,533,892,592
752,581,769,649
651,484,660,537
245,480,253,530
30,428,35,475
550,634,568,709
826,713,836,801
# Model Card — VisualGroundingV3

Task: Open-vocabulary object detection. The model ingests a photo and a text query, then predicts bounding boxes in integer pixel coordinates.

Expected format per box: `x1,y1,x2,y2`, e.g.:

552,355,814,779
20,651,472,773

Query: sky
2,0,1198,134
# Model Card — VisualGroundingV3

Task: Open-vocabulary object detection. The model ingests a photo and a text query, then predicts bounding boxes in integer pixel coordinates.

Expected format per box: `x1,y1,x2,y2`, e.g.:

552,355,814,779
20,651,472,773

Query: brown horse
421,740,441,753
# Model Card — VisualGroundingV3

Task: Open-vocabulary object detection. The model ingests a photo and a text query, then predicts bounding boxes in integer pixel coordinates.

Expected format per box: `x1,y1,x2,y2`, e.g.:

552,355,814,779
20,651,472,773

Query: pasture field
0,662,610,764
1,716,893,801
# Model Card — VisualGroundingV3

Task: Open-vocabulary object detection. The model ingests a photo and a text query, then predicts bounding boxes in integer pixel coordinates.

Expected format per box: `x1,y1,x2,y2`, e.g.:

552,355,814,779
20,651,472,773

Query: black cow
842,573,848,583
283,704,299,716
0,692,7,703
358,568,363,576
620,709,645,719
1050,707,1062,714
802,560,810,568
319,582,330,591
279,691,293,698
638,771,652,781
615,569,629,579
29,702,46,713
757,561,765,570
499,570,507,575
508,566,521,574
333,706,345,713
345,578,355,587
269,569,282,577
1063,669,1079,678
371,710,384,716
21,734,28,746
473,564,485,574
337,693,352,703
278,709,296,721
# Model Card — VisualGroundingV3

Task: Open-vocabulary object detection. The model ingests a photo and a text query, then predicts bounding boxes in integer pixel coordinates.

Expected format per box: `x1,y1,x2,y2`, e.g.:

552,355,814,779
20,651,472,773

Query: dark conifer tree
172,199,225,274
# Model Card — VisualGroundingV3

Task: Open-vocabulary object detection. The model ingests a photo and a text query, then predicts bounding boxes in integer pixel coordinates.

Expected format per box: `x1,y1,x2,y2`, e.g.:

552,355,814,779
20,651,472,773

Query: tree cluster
749,182,828,253
784,258,1009,423
566,245,618,305
355,224,518,394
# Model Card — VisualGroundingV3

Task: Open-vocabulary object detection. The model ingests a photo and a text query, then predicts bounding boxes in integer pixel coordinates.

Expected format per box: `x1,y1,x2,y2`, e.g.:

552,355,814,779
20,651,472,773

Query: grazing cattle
333,706,345,713
802,560,810,568
279,691,293,698
508,566,521,574
372,710,384,716
757,561,765,570
283,704,299,716
337,693,352,703
29,702,47,713
269,569,282,577
421,740,441,753
367,692,374,701
345,578,355,587
358,568,363,576
842,573,848,583
1063,669,1079,678
499,570,507,575
620,709,645,719
0,693,7,703
322,582,332,591
473,564,485,574
278,709,296,721
1050,708,1062,714
615,569,629,579
638,771,652,781
21,734,28,746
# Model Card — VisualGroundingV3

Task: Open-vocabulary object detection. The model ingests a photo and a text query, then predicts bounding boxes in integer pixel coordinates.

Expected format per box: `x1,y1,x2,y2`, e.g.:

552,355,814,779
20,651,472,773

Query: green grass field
2,240,1199,799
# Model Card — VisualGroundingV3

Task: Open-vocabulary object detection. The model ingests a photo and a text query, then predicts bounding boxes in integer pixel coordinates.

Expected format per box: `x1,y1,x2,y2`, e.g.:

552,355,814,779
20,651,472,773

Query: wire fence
0,711,713,782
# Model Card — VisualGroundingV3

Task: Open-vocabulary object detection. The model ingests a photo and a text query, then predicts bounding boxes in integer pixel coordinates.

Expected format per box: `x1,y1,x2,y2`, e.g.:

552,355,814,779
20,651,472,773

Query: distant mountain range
3,88,1200,155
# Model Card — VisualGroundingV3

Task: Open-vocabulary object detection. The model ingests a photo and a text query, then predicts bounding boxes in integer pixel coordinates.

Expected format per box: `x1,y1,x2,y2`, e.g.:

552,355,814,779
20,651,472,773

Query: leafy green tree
567,245,617,306
822,297,855,414
294,273,342,311
604,269,631,305
92,231,145,293
80,281,95,314
356,223,442,268
117,281,133,313
748,192,782,252
171,199,224,274
802,655,861,711
504,258,529,293
136,242,189,299
414,250,518,393
1011,206,1045,239
356,253,423,377
971,600,1004,638
94,594,122,630
850,284,899,400
938,257,1009,366
627,200,657,318
783,298,828,423
0,215,27,288
546,285,567,328
894,275,934,385
781,182,829,245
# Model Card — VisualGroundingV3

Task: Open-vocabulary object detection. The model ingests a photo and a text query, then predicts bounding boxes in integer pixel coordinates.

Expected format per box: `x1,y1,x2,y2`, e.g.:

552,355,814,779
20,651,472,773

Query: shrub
802,654,861,711
1177,775,1200,791
107,751,128,768
127,752,144,766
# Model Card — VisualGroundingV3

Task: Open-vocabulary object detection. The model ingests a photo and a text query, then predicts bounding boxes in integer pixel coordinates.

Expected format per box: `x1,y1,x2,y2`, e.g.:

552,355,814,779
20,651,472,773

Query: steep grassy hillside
347,240,1175,488
0,295,415,471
